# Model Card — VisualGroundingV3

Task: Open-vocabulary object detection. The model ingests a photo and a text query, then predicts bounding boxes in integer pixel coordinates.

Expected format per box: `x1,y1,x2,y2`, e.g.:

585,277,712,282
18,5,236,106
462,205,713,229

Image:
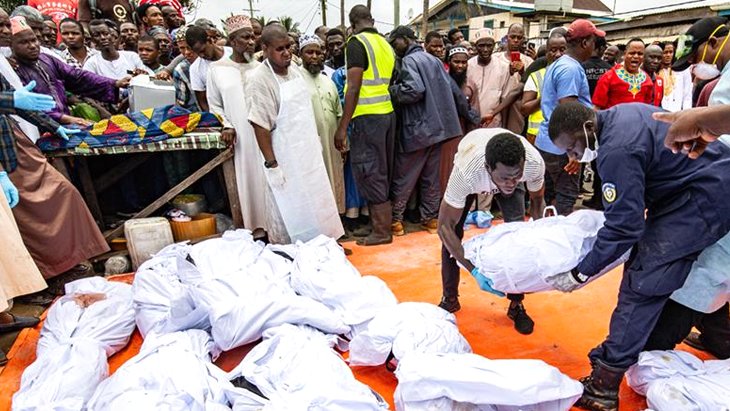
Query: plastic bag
394,352,583,411
349,302,471,367
13,277,135,410
464,210,630,293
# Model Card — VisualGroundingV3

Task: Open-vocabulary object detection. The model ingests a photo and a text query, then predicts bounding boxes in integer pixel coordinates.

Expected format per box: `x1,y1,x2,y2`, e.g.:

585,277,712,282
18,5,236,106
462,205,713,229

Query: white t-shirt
523,74,538,93
190,47,233,92
444,128,545,209
82,50,151,80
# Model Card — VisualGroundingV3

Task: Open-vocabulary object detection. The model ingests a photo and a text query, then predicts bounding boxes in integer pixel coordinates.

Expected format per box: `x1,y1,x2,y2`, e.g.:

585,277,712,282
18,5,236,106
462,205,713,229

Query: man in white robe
206,15,267,234
299,34,345,214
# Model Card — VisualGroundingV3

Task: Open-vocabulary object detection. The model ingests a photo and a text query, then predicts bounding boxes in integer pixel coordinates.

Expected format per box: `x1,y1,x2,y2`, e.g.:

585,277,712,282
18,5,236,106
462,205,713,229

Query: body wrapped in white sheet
87,329,268,410
13,277,136,410
229,324,389,410
626,350,730,411
464,210,629,293
349,302,471,367
289,235,397,336
393,352,583,411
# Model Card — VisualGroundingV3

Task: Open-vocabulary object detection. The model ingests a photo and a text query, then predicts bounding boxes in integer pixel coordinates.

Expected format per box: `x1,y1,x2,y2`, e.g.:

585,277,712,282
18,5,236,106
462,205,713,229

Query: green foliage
0,0,24,13
278,15,300,34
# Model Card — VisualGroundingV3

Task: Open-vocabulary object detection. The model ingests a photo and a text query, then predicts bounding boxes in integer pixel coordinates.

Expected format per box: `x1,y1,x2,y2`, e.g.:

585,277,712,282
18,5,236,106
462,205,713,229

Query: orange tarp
0,229,711,410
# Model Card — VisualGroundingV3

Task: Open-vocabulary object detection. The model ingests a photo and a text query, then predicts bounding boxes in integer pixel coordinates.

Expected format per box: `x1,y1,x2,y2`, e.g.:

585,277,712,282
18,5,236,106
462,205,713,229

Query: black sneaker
438,296,461,313
507,302,534,335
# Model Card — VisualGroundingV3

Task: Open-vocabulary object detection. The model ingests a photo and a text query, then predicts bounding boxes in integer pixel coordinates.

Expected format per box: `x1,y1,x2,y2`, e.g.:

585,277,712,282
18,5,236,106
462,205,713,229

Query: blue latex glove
13,81,56,112
0,171,19,208
471,268,505,297
56,126,80,141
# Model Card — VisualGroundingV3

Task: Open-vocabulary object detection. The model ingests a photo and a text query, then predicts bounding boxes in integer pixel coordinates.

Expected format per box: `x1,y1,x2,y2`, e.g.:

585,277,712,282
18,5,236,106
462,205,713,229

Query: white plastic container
129,75,175,112
124,218,174,270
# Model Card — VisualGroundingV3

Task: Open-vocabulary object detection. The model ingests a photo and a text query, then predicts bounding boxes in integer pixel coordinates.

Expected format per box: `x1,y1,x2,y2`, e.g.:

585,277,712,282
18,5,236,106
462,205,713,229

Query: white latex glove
266,166,285,189
544,269,587,293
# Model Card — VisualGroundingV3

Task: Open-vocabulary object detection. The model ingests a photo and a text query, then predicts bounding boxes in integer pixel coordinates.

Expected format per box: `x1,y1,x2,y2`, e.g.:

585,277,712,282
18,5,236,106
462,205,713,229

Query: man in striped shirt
437,128,546,335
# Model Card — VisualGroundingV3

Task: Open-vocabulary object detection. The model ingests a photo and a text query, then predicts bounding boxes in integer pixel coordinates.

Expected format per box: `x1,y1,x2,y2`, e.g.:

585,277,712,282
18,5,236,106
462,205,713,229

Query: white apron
265,63,344,243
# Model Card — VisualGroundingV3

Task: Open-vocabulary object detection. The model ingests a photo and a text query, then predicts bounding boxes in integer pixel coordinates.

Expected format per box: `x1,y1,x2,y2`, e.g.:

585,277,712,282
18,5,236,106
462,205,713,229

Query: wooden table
44,129,242,241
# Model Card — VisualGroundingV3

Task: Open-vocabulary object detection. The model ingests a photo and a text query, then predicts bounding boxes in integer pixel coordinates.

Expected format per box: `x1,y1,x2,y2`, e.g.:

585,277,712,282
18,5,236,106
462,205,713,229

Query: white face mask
693,27,729,80
694,62,721,80
579,121,598,163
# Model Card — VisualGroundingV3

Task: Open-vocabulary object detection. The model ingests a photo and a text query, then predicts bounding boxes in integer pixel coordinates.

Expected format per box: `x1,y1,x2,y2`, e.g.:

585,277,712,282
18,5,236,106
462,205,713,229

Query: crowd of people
0,1,729,410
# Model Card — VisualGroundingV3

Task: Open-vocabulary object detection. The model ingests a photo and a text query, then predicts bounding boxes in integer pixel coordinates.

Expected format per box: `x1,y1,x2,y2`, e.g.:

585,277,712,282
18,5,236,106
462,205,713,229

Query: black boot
575,359,626,411
356,201,393,246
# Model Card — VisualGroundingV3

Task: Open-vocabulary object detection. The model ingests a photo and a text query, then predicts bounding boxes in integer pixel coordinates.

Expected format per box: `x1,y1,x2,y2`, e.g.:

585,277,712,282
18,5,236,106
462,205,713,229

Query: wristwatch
264,159,278,169
571,267,589,284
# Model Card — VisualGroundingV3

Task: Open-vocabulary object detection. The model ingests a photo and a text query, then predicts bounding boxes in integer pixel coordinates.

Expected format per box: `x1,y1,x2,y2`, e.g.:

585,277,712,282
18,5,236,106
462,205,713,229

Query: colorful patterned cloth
38,106,222,151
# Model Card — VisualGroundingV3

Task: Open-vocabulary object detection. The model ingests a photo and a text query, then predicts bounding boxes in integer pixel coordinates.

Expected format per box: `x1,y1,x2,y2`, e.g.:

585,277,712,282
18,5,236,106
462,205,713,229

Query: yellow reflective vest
346,31,395,118
527,68,546,136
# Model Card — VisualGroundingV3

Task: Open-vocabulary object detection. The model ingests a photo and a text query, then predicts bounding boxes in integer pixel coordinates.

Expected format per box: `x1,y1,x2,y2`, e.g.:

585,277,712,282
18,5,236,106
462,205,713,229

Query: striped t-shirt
444,128,545,209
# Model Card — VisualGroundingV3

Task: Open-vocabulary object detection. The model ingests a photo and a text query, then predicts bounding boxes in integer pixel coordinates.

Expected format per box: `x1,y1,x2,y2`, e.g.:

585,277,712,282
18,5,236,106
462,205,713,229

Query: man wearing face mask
546,101,730,411
674,17,730,108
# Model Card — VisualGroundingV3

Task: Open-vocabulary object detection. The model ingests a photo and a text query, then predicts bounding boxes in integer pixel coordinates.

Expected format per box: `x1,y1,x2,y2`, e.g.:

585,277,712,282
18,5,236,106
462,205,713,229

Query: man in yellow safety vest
334,4,396,246
521,30,567,144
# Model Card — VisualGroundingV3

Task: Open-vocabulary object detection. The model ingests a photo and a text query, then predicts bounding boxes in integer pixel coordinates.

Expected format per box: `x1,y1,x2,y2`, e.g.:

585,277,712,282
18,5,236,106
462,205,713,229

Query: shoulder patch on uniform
602,182,617,203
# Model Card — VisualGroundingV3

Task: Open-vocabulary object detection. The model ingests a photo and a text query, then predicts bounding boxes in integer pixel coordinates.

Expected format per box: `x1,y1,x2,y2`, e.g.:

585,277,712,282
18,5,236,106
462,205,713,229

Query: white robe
206,58,268,232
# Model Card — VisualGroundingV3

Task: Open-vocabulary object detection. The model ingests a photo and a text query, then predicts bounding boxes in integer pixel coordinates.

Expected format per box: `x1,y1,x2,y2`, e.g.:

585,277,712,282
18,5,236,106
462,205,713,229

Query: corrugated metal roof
611,0,730,19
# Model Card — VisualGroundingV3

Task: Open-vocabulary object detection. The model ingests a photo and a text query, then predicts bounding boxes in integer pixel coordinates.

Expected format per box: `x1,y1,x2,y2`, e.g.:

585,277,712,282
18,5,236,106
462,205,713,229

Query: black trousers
538,149,579,216
441,186,526,303
349,113,397,205
391,144,442,223
645,300,730,359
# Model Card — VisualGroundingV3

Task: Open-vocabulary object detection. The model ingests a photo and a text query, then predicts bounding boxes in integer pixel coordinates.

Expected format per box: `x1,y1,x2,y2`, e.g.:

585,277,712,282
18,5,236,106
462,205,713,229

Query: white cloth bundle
349,302,471,367
87,329,267,410
229,324,389,410
132,242,210,337
464,210,629,293
181,231,349,351
626,350,730,410
393,352,583,411
289,235,398,336
13,277,136,411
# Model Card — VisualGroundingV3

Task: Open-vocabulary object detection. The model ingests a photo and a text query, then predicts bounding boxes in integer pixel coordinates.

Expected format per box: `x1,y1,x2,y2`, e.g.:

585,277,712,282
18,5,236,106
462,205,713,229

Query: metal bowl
171,194,208,217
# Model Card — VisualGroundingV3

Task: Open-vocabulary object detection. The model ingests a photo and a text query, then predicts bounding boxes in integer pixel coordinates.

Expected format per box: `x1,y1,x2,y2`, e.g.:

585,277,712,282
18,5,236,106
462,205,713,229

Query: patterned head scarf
175,25,188,42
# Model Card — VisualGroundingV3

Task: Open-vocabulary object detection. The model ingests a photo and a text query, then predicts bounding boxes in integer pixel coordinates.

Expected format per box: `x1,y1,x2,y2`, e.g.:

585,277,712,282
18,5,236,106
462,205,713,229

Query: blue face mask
579,121,598,163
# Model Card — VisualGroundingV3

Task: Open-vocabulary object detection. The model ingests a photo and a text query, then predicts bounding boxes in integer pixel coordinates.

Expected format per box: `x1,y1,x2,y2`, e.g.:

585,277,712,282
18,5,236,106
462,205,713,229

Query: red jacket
592,65,654,109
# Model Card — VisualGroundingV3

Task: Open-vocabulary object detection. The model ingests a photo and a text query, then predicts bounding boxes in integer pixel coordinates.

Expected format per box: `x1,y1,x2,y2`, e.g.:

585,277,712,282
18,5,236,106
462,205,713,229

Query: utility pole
340,0,345,27
421,0,429,38
246,0,260,17
394,0,400,26
321,0,327,26
367,0,372,10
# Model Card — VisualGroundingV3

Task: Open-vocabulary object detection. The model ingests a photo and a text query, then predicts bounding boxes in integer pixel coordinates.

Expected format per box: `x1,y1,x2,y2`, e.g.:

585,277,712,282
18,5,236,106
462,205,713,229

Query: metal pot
171,194,208,217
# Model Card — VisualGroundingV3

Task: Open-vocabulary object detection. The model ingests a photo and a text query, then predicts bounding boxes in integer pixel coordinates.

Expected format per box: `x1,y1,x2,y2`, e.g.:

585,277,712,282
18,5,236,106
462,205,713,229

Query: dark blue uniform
577,103,730,369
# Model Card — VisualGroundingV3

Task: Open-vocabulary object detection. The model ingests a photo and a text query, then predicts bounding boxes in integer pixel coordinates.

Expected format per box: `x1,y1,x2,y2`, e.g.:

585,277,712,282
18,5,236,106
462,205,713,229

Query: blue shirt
536,55,593,154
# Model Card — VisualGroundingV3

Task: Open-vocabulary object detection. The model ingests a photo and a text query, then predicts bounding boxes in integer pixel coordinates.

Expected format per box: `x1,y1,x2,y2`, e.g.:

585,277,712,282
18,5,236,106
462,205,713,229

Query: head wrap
472,28,494,42
174,25,188,42
10,16,32,35
448,46,468,59
225,14,252,35
148,25,170,38
299,33,321,51
10,6,43,25
194,18,217,31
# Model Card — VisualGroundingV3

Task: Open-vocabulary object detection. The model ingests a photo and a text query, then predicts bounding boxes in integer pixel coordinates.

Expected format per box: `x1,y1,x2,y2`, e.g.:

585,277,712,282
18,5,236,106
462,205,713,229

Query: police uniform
578,103,730,369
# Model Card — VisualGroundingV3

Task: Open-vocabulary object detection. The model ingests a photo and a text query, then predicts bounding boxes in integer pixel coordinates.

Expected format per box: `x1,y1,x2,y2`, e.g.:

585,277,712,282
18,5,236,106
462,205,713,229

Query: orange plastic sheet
0,229,712,410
